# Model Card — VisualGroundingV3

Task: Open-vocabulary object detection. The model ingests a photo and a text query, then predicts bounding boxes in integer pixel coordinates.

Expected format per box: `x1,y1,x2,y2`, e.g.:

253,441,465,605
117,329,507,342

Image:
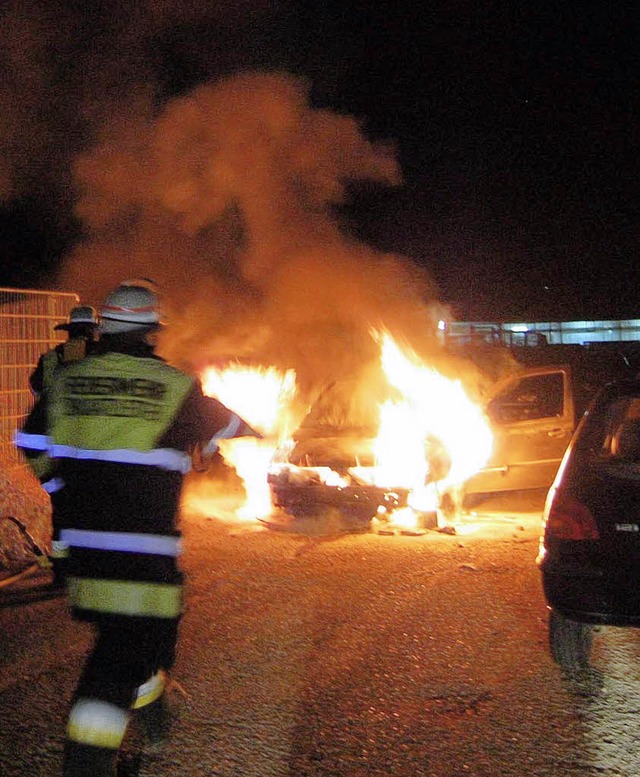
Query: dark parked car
537,379,640,670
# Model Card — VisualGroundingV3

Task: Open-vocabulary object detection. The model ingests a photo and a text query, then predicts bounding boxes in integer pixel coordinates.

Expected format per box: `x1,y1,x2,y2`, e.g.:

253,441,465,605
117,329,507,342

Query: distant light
437,320,447,331
511,324,529,333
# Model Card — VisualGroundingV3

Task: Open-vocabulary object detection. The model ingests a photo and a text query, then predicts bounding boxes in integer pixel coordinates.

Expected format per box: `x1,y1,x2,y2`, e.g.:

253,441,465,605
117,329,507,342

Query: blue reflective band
60,529,182,556
14,431,51,451
49,444,191,473
219,414,242,438
42,477,65,494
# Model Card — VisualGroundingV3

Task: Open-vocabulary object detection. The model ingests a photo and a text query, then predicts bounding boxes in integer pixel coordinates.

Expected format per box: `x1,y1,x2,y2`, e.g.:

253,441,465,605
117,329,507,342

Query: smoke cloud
1,2,491,409
0,0,279,205
59,71,452,400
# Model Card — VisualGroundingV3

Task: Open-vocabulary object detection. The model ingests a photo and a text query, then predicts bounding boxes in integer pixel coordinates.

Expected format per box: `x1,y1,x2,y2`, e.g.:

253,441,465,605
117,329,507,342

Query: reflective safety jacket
16,340,256,624
26,339,95,494
29,338,92,398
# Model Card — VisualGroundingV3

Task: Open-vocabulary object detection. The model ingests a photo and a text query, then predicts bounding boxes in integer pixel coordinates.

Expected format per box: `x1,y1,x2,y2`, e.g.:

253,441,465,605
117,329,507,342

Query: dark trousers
63,617,179,777
50,490,68,586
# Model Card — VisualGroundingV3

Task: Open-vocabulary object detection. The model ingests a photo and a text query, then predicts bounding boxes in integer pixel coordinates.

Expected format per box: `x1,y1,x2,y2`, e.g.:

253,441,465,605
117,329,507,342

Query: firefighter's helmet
99,280,163,334
54,305,99,331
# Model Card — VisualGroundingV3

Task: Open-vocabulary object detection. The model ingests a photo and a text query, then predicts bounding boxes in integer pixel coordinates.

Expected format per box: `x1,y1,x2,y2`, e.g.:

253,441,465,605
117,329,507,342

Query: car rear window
597,398,640,462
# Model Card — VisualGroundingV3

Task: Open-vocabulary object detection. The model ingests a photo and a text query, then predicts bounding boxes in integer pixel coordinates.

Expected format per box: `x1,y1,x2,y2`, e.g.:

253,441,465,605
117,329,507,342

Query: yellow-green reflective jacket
48,352,194,469
29,339,90,398
17,345,252,622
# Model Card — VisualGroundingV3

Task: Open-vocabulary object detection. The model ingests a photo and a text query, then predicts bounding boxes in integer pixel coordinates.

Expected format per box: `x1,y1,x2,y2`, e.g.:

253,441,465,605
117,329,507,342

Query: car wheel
549,609,593,671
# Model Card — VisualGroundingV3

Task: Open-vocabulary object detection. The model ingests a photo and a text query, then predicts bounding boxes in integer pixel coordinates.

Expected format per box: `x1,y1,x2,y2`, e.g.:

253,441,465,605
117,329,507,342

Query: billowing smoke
0,0,279,205
0,1,486,407
59,72,451,402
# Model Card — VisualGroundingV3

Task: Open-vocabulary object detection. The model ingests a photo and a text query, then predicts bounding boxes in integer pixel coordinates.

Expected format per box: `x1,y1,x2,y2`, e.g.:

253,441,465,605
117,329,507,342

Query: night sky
0,0,636,322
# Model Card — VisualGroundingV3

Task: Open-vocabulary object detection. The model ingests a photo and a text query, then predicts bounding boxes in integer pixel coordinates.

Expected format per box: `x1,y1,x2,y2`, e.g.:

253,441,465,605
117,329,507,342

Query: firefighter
16,280,259,777
28,305,99,586
29,305,99,398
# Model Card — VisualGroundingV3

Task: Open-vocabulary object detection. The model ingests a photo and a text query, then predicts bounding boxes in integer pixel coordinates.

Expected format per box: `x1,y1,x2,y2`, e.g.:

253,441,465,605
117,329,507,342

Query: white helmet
99,281,162,334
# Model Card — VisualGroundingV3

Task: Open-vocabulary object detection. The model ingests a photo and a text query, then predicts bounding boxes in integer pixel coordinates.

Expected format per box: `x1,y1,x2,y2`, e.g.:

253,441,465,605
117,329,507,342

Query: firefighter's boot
136,695,171,746
132,670,171,747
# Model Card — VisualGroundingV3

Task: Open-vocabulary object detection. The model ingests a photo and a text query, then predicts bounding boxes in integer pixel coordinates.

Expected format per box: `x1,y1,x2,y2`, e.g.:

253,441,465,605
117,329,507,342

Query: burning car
202,334,491,529
267,465,408,529
192,335,640,535
197,333,494,532
265,372,455,530
266,389,410,529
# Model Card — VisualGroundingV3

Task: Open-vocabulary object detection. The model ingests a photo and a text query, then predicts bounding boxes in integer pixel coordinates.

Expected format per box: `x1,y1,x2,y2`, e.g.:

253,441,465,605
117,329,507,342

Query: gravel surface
3,494,640,776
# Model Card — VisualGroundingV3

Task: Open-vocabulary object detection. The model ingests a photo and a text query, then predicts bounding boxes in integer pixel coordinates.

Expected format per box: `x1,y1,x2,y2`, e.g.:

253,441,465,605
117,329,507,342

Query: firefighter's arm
192,407,261,472
201,400,262,456
160,380,262,470
13,395,57,487
188,384,262,470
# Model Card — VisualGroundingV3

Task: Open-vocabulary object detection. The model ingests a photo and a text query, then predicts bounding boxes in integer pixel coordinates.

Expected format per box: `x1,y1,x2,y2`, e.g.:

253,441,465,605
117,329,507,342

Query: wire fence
0,288,79,466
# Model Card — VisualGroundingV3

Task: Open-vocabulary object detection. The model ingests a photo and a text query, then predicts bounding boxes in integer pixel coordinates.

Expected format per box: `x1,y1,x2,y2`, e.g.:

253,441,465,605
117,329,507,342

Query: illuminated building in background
441,320,640,348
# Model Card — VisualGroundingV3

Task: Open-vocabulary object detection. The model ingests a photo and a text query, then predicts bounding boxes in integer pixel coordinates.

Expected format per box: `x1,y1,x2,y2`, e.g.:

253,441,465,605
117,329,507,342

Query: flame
372,332,493,529
376,332,493,488
199,364,297,519
191,334,492,532
201,364,297,434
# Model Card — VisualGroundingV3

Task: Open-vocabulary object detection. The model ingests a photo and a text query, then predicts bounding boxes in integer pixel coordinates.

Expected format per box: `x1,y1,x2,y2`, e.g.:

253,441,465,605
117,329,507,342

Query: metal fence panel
0,288,79,465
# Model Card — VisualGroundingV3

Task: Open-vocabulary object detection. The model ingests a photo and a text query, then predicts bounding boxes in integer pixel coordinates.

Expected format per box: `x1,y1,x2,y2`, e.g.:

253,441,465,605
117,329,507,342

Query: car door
464,366,575,494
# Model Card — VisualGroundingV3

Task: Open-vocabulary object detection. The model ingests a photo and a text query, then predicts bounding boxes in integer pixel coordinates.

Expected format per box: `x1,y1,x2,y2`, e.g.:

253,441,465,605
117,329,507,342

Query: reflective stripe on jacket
49,444,191,473
13,430,56,482
60,529,182,556
66,576,183,619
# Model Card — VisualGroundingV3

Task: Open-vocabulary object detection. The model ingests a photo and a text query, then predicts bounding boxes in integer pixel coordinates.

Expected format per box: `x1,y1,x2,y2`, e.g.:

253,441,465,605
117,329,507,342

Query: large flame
371,332,493,527
193,333,492,530
376,332,492,488
200,364,296,519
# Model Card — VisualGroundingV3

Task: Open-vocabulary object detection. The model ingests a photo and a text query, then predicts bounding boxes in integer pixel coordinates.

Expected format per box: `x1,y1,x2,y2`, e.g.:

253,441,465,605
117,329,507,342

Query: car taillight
544,492,600,541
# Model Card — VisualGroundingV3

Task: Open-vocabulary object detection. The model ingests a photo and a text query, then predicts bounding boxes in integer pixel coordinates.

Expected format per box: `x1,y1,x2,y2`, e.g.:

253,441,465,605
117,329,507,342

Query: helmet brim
99,317,162,335
54,322,98,331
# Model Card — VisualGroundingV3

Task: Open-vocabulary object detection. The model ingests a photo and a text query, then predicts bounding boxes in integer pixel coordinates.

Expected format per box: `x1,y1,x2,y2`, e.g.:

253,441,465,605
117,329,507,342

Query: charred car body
268,378,412,528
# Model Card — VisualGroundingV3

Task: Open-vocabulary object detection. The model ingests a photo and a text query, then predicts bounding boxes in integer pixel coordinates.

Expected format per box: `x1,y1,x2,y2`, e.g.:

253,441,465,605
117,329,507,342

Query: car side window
488,373,564,424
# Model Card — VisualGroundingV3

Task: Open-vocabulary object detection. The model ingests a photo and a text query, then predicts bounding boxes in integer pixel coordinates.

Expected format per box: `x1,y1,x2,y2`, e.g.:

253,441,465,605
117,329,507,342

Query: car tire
549,609,593,671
